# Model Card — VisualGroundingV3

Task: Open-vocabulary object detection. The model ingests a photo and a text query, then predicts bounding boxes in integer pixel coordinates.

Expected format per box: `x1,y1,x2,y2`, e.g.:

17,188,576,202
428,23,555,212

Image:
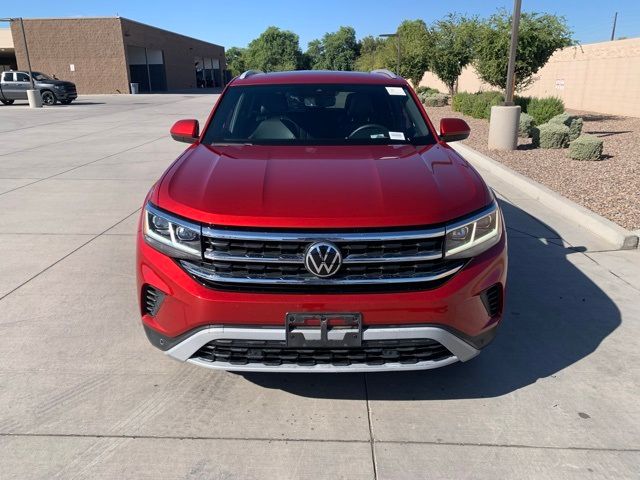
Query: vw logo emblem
304,242,342,278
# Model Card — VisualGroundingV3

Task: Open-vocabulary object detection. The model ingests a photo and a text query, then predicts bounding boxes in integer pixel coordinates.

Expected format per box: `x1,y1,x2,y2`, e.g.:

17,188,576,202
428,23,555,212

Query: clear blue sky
3,0,639,49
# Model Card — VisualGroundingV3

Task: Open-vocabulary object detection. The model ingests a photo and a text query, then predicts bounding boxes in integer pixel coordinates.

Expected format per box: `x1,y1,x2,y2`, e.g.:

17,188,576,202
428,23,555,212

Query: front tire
0,99,15,105
41,90,57,106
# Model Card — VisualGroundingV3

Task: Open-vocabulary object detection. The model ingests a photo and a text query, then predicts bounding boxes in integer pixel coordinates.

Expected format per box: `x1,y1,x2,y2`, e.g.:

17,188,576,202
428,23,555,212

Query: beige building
2,17,227,94
420,38,640,118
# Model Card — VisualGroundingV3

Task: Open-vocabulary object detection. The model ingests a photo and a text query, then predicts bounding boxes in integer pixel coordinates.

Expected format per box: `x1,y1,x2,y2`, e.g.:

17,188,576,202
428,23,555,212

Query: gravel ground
426,105,640,231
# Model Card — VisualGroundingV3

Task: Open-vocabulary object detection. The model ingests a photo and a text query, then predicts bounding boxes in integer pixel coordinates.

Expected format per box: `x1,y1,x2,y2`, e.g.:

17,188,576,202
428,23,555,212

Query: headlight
444,202,502,258
143,203,201,259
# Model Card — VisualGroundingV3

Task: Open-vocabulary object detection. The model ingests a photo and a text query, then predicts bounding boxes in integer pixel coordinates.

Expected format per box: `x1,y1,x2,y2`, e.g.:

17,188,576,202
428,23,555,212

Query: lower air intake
142,285,164,316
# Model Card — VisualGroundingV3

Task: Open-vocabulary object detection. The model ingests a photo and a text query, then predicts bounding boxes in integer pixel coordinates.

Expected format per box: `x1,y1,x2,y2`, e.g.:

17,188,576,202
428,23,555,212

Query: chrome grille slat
201,226,445,242
181,259,463,285
203,251,443,264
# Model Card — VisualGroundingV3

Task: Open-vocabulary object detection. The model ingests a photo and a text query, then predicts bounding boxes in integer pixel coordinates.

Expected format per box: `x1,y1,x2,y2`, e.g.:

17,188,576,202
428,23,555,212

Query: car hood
37,79,75,88
155,143,493,228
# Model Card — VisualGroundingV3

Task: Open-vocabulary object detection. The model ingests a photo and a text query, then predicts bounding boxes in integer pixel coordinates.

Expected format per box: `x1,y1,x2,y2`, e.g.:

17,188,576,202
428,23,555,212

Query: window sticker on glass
385,86,406,96
370,133,386,139
388,131,406,140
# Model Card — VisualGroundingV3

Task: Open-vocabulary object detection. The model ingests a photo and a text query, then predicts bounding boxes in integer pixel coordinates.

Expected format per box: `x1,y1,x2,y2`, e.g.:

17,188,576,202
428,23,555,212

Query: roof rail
371,69,398,79
238,69,264,79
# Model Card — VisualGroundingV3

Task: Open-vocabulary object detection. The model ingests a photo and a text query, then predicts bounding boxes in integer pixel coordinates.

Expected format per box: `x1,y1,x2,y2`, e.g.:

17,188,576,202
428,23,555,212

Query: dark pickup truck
0,70,77,106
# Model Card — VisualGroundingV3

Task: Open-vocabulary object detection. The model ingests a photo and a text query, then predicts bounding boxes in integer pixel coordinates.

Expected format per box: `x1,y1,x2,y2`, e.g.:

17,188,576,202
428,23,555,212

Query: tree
382,20,432,84
244,26,304,72
225,47,246,77
304,39,324,70
474,11,573,91
307,27,359,71
429,15,479,96
354,36,387,71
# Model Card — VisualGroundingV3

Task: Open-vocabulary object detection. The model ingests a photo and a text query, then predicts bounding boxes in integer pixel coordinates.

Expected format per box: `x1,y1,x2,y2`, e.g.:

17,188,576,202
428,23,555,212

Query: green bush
478,91,505,119
533,122,570,148
519,112,535,138
451,91,504,119
528,97,565,125
460,93,476,115
549,113,583,141
422,93,449,107
568,134,603,160
514,95,532,113
451,92,468,112
415,86,440,96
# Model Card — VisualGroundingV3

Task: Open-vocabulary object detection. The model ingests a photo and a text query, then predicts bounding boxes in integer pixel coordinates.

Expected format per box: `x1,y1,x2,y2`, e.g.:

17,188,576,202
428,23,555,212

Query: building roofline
118,17,224,50
16,16,224,50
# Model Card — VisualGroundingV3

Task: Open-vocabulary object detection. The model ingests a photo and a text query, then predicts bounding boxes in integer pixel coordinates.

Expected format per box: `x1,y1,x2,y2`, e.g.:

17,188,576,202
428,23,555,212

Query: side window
1,72,14,82
16,73,30,82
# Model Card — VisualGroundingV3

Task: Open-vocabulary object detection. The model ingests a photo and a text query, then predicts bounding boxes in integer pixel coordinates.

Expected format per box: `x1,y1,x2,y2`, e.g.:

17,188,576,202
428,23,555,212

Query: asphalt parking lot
1,95,639,479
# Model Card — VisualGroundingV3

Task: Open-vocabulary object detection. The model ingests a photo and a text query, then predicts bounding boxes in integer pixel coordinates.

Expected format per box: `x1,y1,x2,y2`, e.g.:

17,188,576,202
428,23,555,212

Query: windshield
202,84,435,146
32,72,52,81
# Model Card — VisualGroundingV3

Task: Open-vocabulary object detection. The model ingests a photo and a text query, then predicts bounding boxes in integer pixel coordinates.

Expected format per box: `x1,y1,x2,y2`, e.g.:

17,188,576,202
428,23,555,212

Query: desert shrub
472,91,503,119
568,134,603,160
415,86,440,96
528,97,565,125
519,112,535,138
549,113,583,141
451,92,468,112
514,95,532,113
533,122,570,148
451,91,504,118
422,93,449,107
460,93,476,115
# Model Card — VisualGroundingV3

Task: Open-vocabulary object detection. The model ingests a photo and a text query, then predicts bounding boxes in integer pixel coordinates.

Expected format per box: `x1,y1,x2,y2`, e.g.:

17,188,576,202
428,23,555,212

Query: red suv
137,70,507,372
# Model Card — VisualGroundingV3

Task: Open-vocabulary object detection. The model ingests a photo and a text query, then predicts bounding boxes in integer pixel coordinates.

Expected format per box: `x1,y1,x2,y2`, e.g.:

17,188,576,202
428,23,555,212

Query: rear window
202,84,435,146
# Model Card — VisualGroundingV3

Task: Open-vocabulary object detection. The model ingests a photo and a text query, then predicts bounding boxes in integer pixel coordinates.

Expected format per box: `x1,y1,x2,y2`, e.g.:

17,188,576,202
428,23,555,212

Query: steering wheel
279,116,304,138
347,124,389,139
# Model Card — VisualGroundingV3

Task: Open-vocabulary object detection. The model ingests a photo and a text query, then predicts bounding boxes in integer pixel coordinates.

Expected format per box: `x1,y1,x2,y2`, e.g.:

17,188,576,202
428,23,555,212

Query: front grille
182,225,464,292
480,284,502,317
192,338,453,367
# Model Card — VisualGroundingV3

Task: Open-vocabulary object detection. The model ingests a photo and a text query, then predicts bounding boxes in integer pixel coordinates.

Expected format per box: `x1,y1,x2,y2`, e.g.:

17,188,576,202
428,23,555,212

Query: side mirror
170,119,200,143
439,118,470,142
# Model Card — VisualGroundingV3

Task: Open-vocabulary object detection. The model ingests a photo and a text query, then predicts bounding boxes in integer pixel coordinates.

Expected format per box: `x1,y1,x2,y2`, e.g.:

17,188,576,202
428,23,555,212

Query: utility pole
487,0,522,150
504,0,522,105
610,12,618,41
18,18,36,90
0,17,41,107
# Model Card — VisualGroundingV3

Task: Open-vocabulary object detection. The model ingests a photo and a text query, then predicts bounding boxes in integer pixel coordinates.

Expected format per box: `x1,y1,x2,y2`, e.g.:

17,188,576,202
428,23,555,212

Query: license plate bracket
286,312,362,348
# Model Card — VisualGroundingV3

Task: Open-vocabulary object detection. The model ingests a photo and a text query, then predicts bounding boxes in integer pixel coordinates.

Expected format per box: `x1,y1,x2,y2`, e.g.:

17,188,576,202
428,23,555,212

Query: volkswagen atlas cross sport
137,69,507,373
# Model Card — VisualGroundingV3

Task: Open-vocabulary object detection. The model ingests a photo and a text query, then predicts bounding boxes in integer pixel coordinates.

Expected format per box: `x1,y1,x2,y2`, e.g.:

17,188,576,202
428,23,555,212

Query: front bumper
53,89,77,101
152,325,491,372
137,221,507,372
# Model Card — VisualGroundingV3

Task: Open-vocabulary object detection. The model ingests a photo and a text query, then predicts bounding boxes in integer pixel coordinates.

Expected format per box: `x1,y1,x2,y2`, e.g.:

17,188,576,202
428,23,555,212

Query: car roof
230,70,408,87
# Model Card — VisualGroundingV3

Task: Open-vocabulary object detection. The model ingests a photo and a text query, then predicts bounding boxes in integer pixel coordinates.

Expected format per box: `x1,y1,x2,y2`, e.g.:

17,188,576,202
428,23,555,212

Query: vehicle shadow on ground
242,200,621,400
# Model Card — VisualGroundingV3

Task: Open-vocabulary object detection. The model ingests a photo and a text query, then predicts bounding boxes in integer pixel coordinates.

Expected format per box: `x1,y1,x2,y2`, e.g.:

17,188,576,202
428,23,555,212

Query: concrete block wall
11,18,130,94
420,38,640,118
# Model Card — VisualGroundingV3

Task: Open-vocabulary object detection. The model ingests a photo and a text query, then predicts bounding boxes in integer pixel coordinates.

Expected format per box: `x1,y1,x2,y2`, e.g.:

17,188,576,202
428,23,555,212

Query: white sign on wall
70,64,75,72
555,79,565,90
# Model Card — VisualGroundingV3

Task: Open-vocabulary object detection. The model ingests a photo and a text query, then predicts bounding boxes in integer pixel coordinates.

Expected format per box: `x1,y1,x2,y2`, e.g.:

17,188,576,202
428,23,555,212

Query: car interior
207,84,433,144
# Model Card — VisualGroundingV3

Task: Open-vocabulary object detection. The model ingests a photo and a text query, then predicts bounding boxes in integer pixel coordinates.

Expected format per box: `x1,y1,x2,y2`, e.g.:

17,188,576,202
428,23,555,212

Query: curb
451,142,639,250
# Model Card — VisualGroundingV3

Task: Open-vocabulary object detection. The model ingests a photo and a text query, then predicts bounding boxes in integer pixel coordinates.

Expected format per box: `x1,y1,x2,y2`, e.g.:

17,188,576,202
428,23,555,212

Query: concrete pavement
0,95,638,479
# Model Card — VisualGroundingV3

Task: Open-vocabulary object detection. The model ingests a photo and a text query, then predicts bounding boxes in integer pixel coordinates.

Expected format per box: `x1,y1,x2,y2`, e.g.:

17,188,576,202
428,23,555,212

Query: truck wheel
41,90,57,106
0,99,15,105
